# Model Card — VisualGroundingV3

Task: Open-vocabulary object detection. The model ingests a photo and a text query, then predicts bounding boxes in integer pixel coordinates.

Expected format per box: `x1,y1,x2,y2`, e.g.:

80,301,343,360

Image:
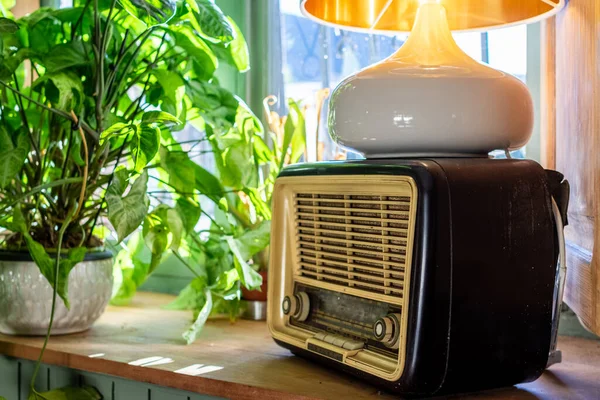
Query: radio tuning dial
373,314,401,349
282,292,310,322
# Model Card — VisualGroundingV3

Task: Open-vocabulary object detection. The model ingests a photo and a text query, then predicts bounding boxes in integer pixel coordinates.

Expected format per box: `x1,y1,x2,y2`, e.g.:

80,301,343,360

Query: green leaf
192,162,224,202
288,99,307,164
182,288,212,344
117,0,177,26
224,16,248,72
23,236,55,294
32,72,84,111
175,197,201,233
226,236,262,291
166,208,183,250
42,40,87,73
159,146,193,192
210,268,239,292
169,26,217,81
246,187,271,220
14,205,87,309
131,124,160,171
110,232,151,306
234,221,271,261
188,0,233,43
99,122,135,142
0,127,29,189
235,101,263,135
164,276,207,310
0,17,17,34
159,146,223,203
70,134,86,167
56,247,87,309
253,135,273,164
9,204,27,232
0,0,15,18
28,385,101,400
211,134,257,190
151,69,185,116
141,110,181,125
26,242,86,310
0,48,36,80
144,223,168,273
186,81,238,126
106,169,150,243
142,205,183,271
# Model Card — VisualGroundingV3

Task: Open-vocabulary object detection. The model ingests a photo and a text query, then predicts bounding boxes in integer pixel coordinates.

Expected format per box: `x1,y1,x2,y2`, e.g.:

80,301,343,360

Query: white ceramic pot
0,251,113,335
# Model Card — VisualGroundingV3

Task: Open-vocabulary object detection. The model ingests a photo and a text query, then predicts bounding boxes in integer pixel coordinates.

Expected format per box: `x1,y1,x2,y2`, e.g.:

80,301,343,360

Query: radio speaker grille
294,192,414,306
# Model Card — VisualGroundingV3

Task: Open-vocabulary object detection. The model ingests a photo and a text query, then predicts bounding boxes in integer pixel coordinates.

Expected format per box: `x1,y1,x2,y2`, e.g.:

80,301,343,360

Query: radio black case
274,158,558,397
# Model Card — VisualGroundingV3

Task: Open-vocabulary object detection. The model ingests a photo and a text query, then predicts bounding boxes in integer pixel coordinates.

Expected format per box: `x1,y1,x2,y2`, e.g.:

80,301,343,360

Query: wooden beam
553,0,600,336
540,17,556,170
11,0,38,18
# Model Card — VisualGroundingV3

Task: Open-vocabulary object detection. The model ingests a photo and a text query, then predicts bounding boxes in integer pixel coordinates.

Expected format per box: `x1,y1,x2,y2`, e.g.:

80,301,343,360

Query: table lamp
302,0,564,157
267,0,570,396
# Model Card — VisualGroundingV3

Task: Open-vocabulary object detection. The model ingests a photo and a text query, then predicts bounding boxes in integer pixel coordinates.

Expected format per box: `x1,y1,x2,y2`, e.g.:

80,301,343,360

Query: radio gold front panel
267,175,418,381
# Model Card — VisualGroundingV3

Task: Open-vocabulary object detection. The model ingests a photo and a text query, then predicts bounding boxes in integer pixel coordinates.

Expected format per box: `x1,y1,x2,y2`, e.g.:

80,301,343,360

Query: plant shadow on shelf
0,0,308,398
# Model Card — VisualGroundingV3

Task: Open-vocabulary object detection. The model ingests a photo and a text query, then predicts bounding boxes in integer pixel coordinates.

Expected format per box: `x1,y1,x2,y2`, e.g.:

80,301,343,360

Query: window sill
0,292,598,399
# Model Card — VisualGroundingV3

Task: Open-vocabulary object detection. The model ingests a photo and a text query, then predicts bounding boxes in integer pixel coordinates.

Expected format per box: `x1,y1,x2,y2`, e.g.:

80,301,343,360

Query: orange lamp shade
301,0,564,33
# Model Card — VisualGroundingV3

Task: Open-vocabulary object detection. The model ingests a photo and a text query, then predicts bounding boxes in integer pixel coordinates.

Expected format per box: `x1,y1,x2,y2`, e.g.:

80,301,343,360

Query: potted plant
0,0,255,397
109,93,312,340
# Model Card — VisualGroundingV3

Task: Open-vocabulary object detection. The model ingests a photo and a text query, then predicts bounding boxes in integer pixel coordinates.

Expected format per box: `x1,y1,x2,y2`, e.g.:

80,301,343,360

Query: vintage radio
267,158,568,396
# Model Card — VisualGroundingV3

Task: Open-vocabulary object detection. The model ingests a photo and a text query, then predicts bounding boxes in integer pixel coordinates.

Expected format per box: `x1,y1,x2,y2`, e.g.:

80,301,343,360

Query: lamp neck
387,3,473,67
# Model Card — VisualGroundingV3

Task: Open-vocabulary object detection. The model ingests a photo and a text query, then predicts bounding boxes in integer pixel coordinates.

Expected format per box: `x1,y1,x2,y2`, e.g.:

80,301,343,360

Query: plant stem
105,27,157,106
228,204,252,230
0,80,98,140
128,32,167,120
0,177,83,213
29,207,75,398
86,134,131,245
72,0,92,40
70,111,89,219
173,250,202,279
102,0,118,48
201,210,227,233
11,74,40,165
93,0,105,135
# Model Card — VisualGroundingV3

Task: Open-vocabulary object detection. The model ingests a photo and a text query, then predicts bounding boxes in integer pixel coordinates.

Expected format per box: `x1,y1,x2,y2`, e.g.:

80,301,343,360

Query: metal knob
373,314,401,348
282,292,310,322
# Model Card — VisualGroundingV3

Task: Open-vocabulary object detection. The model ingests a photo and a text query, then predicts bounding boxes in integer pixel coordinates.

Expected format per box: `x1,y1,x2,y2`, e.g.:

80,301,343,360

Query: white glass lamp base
328,3,534,158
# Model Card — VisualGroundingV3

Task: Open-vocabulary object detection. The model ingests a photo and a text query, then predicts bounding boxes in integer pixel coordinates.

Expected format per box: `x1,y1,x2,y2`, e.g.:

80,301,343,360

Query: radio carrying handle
546,170,570,368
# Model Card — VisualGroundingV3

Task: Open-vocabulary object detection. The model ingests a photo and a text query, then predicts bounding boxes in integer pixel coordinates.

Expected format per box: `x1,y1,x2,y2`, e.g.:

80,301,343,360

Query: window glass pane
488,25,527,80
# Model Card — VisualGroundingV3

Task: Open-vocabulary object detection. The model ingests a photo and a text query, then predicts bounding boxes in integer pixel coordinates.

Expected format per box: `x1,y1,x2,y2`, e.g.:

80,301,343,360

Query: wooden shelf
0,292,599,400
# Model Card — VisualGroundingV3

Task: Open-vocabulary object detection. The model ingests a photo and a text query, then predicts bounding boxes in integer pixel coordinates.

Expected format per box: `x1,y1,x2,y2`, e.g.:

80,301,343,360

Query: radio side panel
434,158,556,394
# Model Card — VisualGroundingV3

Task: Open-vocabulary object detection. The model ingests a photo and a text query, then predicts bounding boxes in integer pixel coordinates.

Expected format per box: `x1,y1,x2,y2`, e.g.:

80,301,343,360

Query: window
278,2,535,161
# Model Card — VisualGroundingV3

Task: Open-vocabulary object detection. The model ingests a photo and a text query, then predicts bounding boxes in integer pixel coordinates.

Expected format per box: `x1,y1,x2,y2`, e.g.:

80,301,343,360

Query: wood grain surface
0,293,598,399
549,0,600,337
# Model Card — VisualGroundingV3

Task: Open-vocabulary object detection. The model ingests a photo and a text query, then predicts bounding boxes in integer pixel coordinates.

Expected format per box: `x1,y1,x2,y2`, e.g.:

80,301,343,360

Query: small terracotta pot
241,270,268,301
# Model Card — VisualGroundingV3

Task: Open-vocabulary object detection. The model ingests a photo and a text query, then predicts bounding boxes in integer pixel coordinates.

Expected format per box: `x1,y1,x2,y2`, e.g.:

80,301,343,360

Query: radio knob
282,295,296,315
283,292,310,321
373,314,401,348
